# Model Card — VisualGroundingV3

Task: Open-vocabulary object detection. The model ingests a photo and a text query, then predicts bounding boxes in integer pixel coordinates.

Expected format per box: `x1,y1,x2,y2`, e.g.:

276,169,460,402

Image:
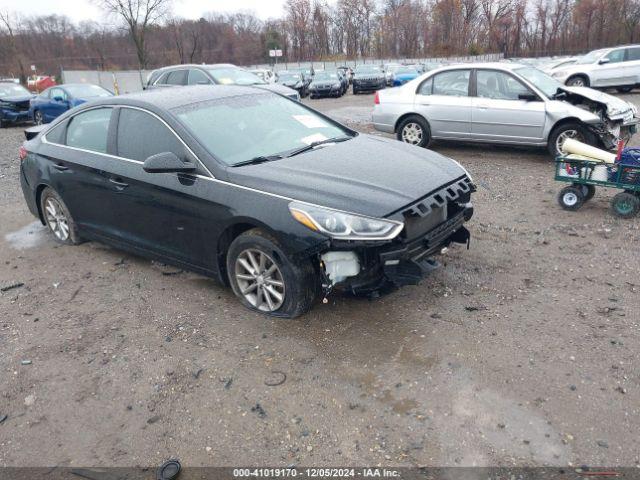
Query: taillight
19,145,28,161
374,91,380,105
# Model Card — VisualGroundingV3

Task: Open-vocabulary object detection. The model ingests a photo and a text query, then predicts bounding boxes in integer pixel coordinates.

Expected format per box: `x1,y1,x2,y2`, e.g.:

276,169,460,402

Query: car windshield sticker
301,133,328,145
293,115,330,129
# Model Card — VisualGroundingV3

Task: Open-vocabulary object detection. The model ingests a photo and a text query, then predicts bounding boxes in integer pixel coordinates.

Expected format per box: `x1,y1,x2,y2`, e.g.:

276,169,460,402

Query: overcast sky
0,0,287,22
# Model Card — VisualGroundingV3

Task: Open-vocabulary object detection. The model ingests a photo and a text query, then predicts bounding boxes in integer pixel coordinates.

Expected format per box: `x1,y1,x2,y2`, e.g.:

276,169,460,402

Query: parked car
276,71,310,97
146,63,300,101
385,64,402,86
20,85,475,317
308,71,345,98
541,57,577,74
337,66,353,84
392,66,420,87
29,83,113,125
550,45,640,92
250,69,276,83
372,63,639,157
0,82,34,128
352,64,386,94
27,75,56,93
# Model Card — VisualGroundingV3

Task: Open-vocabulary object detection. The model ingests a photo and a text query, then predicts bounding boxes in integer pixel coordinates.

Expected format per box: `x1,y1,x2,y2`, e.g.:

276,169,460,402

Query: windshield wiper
231,154,283,167
285,135,353,158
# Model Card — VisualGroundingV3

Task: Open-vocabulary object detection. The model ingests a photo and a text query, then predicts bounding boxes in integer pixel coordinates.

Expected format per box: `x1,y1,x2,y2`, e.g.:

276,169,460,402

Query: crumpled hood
226,134,467,218
561,86,637,118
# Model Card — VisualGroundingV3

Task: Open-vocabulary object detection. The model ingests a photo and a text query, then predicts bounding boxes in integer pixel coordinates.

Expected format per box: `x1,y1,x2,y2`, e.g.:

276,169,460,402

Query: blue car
29,83,113,125
0,82,34,128
392,67,420,87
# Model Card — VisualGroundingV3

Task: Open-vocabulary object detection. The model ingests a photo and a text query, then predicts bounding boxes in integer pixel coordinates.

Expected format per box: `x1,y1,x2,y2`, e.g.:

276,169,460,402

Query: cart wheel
610,192,640,218
558,186,585,211
579,184,596,201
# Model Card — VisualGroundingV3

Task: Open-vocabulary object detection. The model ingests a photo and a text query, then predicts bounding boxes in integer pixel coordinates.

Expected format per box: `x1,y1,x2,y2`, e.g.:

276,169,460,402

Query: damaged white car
372,63,639,157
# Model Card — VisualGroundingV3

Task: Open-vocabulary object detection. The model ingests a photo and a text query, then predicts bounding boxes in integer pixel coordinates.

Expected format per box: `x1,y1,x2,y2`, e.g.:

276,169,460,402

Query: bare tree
93,0,173,68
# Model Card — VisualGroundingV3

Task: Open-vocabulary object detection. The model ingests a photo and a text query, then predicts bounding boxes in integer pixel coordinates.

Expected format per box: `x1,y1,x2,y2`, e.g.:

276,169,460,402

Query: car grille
1,101,29,111
398,176,474,240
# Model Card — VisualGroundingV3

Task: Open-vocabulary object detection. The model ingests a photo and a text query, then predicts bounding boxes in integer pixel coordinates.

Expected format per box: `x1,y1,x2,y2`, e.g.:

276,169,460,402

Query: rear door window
188,69,212,85
432,70,471,96
116,108,186,161
65,108,112,153
627,47,640,61
165,70,188,85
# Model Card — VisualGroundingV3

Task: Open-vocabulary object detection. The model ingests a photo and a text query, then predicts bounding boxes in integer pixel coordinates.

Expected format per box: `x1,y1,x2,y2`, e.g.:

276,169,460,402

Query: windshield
278,73,301,82
575,49,608,65
356,65,382,74
173,93,351,166
207,68,266,86
514,66,564,98
65,84,112,98
314,72,338,81
0,83,30,97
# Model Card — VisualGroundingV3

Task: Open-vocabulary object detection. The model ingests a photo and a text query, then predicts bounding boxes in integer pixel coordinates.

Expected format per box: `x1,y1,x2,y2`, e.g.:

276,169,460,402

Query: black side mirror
599,58,610,65
518,93,538,101
143,152,196,173
53,96,66,102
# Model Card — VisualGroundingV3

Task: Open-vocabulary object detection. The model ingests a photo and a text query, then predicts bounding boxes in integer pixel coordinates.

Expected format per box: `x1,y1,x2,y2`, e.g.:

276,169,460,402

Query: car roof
94,85,269,111
150,63,238,74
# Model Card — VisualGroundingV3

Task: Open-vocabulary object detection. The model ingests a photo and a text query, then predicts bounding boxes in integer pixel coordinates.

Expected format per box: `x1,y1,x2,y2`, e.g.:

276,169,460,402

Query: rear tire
396,115,431,148
558,186,585,211
610,192,640,218
548,122,597,157
40,187,82,245
566,75,589,87
617,86,633,93
226,228,318,318
579,184,596,201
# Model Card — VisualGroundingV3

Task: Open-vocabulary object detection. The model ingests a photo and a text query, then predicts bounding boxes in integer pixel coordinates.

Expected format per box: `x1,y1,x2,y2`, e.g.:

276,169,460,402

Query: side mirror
599,58,610,65
518,93,538,101
143,152,196,173
53,96,66,102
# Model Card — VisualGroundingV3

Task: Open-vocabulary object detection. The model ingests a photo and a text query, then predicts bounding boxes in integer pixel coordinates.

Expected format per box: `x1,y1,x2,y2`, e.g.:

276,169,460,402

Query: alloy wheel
44,197,70,241
34,111,43,125
556,130,583,154
234,249,285,312
568,77,586,87
402,122,423,145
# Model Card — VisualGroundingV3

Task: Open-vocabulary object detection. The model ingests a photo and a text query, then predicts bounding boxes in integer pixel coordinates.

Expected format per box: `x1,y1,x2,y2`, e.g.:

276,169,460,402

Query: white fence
60,69,150,94
60,52,504,93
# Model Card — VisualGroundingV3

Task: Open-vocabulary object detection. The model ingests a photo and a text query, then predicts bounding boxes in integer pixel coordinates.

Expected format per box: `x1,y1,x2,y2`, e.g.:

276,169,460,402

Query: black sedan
19,86,475,317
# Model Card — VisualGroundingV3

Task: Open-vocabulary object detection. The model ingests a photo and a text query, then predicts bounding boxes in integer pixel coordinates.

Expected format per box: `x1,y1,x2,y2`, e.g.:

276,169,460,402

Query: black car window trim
41,104,214,179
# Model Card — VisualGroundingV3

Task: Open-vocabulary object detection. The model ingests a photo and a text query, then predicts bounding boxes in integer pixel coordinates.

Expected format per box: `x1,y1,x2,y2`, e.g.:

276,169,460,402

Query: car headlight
551,71,564,78
333,83,341,88
289,202,404,240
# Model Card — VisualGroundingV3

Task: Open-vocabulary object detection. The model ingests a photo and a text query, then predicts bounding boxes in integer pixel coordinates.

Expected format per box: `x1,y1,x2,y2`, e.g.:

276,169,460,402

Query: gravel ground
0,91,639,468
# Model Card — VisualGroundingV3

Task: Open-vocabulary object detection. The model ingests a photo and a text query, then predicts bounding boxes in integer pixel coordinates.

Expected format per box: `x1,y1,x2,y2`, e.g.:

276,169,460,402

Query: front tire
566,75,589,87
226,228,318,318
396,115,431,148
40,187,82,244
548,122,596,157
34,110,44,125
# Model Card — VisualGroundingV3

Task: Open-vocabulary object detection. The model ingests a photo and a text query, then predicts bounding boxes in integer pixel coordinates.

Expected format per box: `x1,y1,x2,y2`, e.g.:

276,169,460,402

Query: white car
372,63,639,157
551,45,640,92
249,69,276,84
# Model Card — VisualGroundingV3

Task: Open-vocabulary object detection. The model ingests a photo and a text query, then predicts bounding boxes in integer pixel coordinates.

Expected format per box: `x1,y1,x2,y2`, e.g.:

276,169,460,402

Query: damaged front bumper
588,118,639,149
320,204,474,297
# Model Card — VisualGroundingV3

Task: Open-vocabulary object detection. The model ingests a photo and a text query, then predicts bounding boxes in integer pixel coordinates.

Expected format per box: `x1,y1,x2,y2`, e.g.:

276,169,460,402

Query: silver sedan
372,62,639,157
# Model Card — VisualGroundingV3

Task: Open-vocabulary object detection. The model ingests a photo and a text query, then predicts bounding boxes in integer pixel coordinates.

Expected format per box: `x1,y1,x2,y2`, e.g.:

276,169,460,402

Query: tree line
1,0,640,80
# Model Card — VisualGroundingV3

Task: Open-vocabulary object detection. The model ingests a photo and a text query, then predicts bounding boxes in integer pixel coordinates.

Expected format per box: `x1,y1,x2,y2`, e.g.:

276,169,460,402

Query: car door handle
53,163,69,171
109,178,129,189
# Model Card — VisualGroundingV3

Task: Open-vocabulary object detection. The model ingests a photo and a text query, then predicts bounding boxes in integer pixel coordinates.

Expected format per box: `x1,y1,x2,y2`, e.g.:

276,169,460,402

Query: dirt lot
0,90,639,469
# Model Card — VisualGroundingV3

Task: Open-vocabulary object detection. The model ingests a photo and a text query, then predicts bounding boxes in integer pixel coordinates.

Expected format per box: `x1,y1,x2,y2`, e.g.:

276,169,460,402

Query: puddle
5,221,48,250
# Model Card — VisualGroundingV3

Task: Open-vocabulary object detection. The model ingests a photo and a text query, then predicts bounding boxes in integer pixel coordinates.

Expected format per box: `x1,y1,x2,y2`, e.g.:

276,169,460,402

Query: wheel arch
546,117,589,142
394,112,430,133
566,73,590,86
35,183,52,225
216,219,283,286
